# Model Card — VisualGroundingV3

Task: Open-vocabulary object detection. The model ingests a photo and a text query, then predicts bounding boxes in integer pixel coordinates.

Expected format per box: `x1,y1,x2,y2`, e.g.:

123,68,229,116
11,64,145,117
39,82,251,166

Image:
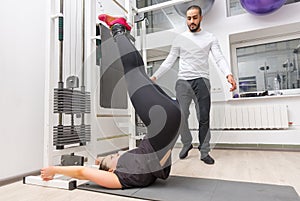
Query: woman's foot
40,166,55,181
98,14,131,31
111,24,127,37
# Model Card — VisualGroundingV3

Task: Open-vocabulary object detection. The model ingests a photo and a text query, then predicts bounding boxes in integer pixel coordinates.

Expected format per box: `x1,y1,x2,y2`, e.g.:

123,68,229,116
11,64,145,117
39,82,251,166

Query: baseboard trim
0,170,40,187
213,143,300,151
175,142,300,151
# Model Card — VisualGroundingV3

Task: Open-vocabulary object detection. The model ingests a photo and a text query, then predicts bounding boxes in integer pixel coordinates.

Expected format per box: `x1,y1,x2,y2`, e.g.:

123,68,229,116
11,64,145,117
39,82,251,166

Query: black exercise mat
77,176,300,201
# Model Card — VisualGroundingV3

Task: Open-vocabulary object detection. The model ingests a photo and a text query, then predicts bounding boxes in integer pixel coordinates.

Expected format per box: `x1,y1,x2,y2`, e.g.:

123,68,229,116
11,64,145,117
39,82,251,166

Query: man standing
151,5,236,165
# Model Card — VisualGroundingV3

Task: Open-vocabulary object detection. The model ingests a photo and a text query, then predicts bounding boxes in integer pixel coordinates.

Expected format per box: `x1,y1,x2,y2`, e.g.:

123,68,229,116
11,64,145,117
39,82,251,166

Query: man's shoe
179,144,193,159
98,14,131,31
201,155,215,165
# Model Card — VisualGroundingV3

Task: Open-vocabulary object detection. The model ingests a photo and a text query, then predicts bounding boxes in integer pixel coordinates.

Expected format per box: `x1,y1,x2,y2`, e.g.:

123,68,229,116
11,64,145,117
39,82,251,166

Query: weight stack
53,88,91,149
54,88,90,114
53,125,91,149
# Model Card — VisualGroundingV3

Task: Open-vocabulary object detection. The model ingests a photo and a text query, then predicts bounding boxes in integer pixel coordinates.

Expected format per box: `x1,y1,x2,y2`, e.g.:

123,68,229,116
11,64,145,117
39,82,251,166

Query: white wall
0,0,49,180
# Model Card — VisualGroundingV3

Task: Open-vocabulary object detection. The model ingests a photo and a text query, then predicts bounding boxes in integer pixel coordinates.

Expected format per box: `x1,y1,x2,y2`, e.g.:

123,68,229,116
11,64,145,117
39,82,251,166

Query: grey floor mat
77,176,300,201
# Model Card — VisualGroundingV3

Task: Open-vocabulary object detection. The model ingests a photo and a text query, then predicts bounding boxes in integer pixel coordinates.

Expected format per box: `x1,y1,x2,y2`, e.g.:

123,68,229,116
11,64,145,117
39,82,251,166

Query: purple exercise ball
240,0,287,15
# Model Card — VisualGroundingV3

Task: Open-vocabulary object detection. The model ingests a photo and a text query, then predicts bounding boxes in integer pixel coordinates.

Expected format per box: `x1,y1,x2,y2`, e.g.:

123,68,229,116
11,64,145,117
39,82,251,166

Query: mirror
236,38,300,94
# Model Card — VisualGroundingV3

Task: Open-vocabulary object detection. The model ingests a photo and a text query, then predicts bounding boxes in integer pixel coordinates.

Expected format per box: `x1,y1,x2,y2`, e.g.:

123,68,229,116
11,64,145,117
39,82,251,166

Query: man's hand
227,74,236,92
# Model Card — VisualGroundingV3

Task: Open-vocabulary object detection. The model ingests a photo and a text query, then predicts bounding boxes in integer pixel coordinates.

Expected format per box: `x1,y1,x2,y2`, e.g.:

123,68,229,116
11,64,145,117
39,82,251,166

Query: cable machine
24,0,91,190
53,0,91,150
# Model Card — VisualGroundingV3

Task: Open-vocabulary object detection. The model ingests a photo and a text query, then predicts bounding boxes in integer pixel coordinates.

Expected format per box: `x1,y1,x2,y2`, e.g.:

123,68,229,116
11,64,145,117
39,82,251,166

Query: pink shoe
98,14,131,31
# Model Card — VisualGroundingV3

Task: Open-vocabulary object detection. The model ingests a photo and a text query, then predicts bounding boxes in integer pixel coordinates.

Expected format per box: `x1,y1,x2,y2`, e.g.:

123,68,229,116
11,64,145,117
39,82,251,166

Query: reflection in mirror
236,38,300,95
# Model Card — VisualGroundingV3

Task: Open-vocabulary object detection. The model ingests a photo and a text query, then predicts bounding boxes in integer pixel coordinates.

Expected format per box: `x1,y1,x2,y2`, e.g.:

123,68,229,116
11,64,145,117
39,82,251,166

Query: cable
69,0,72,75
75,0,78,75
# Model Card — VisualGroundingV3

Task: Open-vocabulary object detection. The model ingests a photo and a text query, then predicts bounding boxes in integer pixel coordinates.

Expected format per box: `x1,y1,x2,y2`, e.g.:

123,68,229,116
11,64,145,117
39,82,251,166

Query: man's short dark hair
186,5,202,16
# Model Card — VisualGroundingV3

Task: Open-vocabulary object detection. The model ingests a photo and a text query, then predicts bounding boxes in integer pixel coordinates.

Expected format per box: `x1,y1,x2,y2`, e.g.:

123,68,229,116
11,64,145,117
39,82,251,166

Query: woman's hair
98,157,110,171
186,5,202,16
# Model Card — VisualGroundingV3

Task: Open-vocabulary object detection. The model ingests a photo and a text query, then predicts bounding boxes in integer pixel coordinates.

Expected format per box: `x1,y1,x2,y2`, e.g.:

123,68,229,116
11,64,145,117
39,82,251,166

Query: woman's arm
41,166,122,189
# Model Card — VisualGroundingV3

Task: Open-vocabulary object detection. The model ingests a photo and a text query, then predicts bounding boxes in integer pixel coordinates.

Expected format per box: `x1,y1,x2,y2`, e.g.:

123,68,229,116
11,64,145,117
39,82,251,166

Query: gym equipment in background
24,0,91,190
24,154,85,190
240,0,287,15
174,0,215,17
60,153,84,166
53,0,91,149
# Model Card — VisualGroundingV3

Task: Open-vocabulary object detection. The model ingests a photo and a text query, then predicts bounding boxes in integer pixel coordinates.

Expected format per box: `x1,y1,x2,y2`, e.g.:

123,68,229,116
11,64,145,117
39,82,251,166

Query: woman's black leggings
114,33,181,156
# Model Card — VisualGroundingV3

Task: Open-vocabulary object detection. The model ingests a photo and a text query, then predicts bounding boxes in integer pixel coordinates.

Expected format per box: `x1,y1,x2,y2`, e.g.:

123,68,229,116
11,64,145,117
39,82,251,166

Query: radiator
209,104,289,130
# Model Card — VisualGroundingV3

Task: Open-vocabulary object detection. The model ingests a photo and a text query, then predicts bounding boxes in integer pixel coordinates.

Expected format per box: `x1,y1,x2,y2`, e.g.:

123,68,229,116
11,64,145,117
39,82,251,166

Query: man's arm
151,46,179,81
210,36,237,92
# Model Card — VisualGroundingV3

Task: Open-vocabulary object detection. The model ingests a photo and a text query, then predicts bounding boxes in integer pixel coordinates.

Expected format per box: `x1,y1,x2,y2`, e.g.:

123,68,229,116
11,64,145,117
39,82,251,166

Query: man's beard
188,23,200,32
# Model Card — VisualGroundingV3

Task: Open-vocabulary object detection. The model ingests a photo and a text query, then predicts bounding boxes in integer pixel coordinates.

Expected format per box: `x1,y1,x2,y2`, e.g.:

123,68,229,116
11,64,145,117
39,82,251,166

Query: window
235,38,300,95
136,0,183,34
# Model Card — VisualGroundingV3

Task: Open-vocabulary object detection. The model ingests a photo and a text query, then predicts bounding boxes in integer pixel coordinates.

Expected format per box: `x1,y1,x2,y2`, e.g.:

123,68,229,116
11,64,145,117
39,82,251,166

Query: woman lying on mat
41,15,181,189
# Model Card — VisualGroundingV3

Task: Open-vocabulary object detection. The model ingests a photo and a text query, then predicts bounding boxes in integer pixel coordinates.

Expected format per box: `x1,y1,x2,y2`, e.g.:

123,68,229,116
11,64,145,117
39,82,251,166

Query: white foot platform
23,175,77,190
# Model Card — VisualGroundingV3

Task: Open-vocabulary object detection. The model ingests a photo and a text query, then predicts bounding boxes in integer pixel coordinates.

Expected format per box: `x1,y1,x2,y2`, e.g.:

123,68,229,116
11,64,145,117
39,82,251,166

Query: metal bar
58,0,64,125
295,54,299,81
137,0,192,14
96,134,130,141
96,114,131,117
81,0,87,126
112,0,128,13
58,0,64,87
81,0,85,91
141,19,147,72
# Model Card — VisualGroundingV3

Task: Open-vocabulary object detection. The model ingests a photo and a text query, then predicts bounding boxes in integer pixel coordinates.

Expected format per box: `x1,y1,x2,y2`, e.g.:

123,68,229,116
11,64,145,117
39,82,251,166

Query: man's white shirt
152,30,232,80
